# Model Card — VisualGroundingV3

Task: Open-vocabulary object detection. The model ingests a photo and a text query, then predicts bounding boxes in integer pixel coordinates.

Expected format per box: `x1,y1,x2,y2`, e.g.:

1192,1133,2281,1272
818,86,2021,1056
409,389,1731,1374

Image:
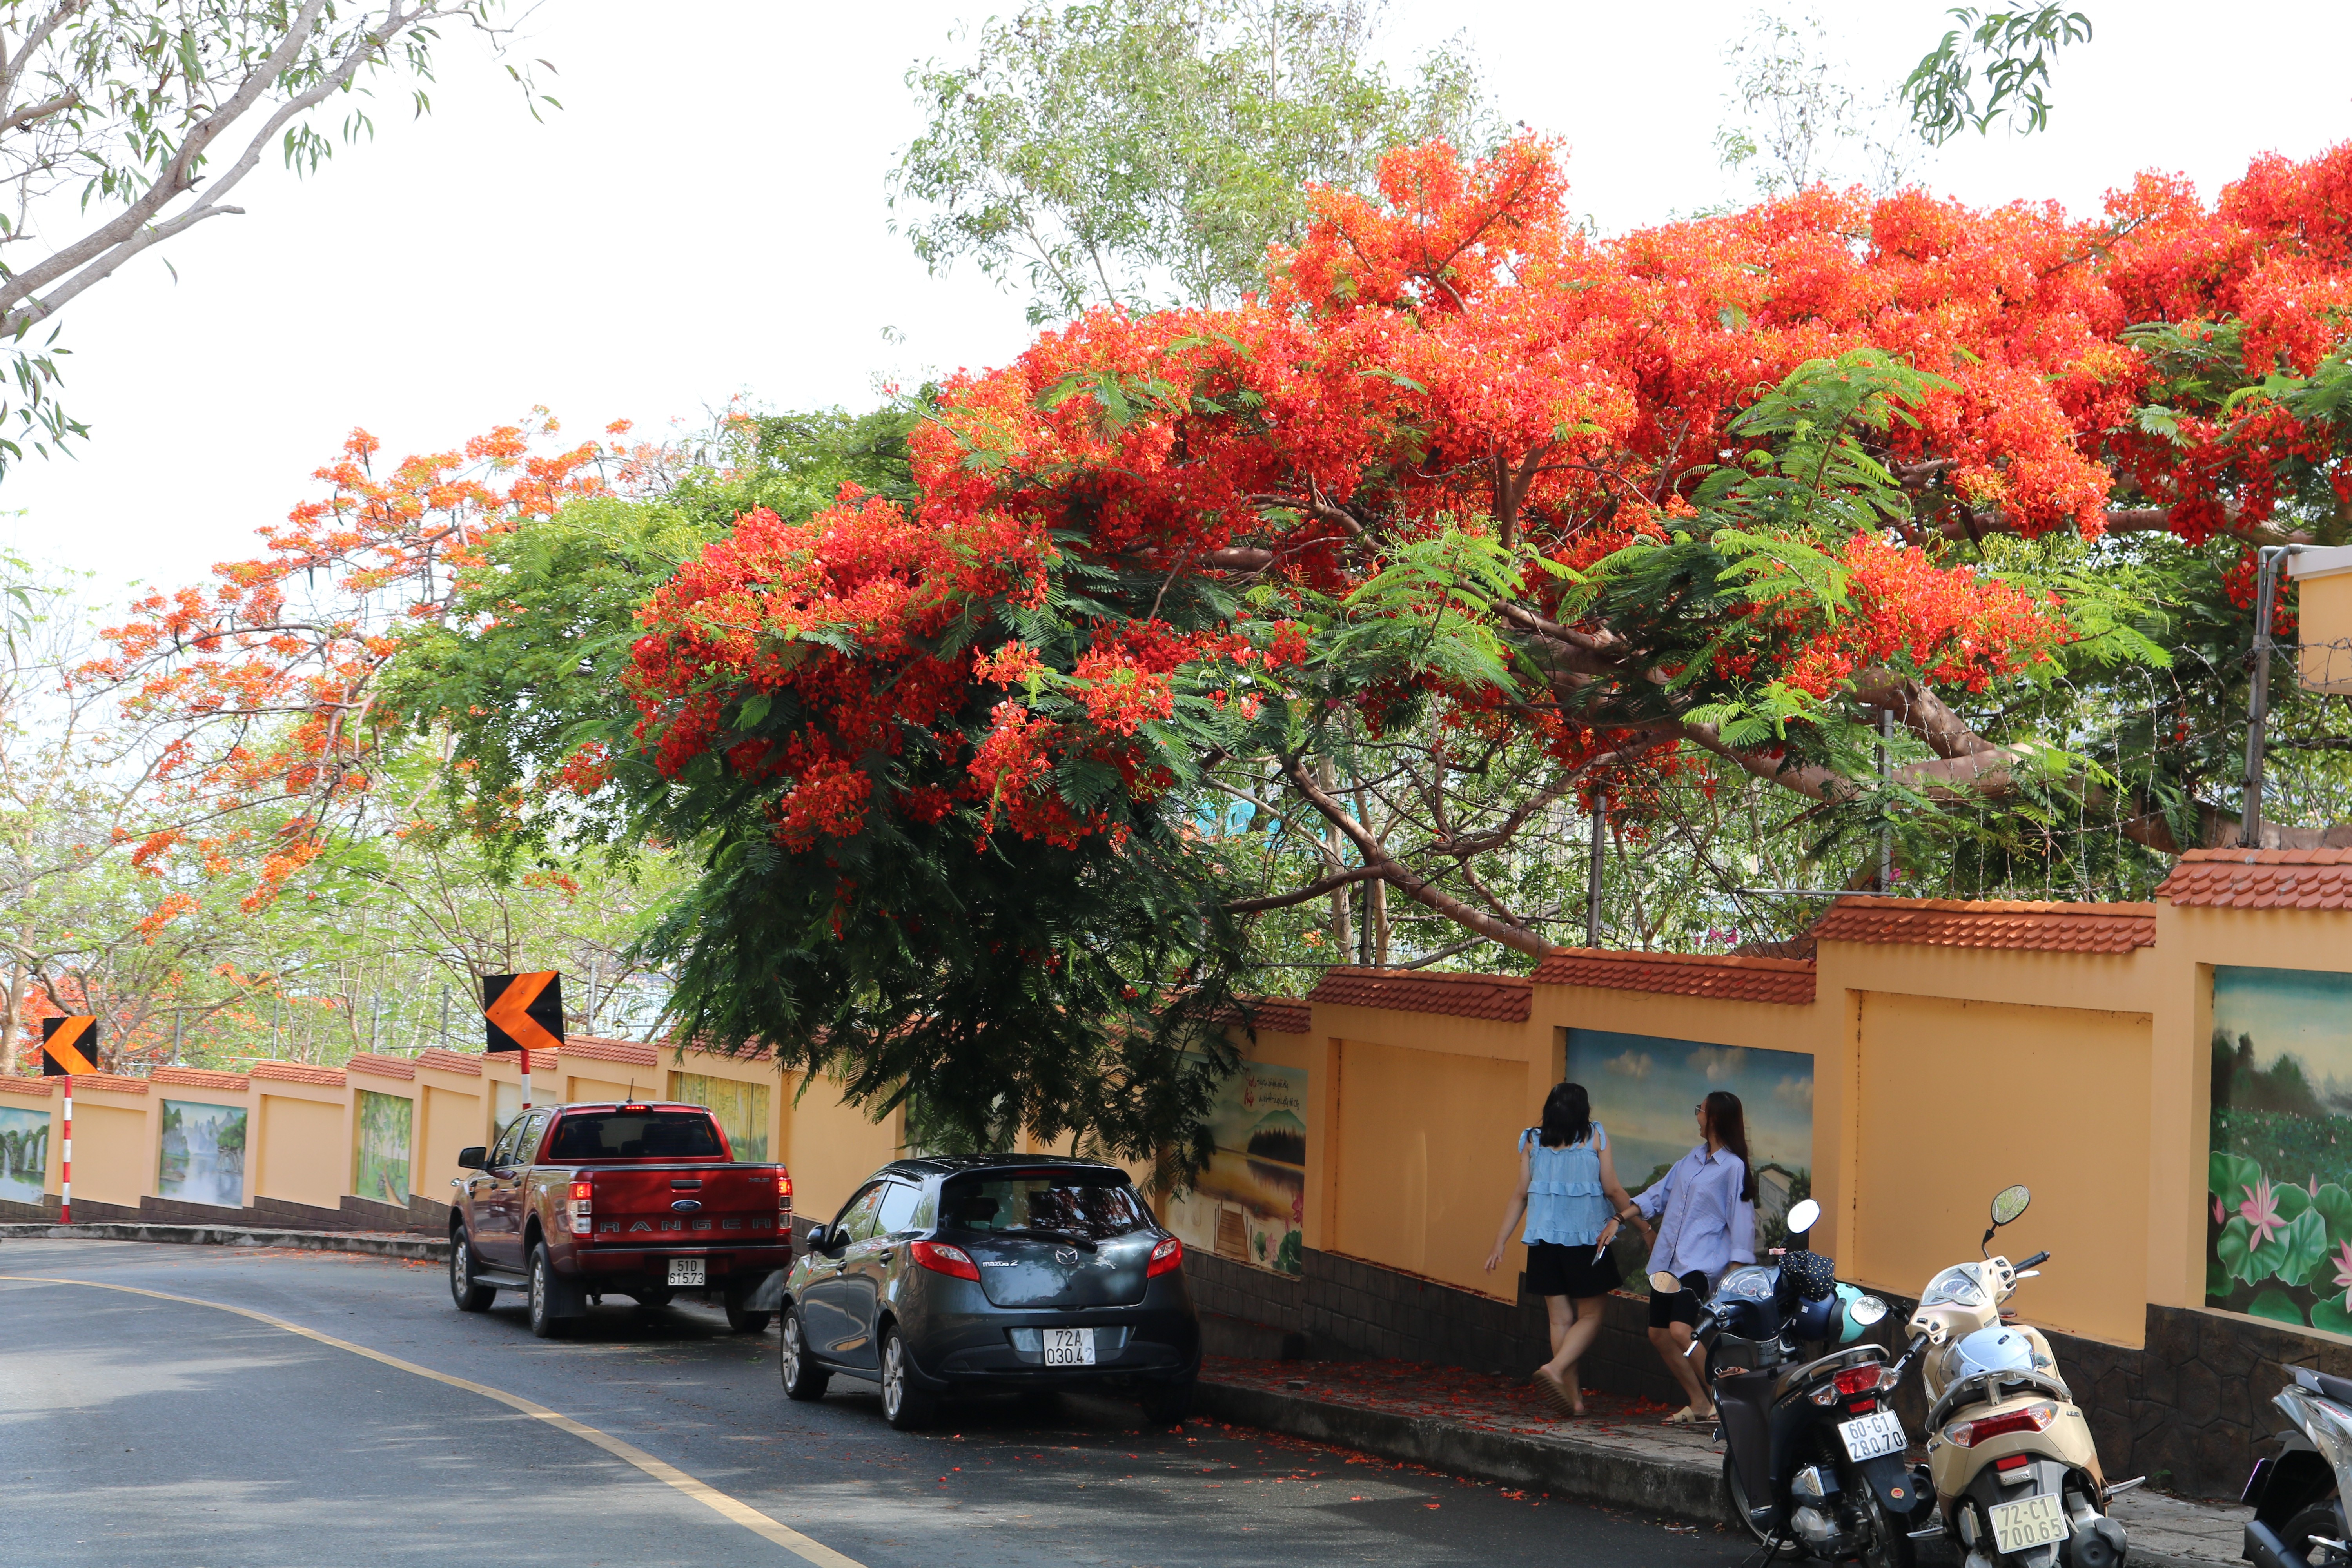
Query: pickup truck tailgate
584,1165,789,1243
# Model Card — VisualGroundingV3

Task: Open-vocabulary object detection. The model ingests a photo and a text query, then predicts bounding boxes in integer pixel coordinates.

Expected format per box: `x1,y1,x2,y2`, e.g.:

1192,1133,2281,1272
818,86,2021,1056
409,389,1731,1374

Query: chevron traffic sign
482,972,563,1112
39,1015,98,1076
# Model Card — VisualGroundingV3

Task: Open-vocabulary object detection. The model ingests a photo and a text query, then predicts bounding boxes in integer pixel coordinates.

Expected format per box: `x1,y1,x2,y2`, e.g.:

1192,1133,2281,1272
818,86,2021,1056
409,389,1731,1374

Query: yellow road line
0,1274,865,1568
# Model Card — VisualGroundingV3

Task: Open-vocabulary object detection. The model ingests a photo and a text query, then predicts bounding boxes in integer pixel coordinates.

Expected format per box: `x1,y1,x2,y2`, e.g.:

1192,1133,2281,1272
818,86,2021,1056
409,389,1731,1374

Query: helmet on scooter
1779,1247,1837,1302
1951,1325,2036,1381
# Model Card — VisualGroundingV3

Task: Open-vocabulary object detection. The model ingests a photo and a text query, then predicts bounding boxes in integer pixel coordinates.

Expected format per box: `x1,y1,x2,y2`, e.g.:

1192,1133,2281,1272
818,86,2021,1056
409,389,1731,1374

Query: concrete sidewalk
1194,1356,2249,1568
0,1221,446,1260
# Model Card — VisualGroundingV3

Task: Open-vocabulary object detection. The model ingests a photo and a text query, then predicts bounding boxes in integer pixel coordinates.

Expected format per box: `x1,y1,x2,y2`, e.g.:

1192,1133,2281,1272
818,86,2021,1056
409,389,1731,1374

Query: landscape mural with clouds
1563,1028,1814,1287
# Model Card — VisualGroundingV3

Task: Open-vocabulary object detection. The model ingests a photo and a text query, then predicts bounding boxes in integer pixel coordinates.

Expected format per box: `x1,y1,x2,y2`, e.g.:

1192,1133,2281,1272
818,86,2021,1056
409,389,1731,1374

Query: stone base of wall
1185,1247,1683,1405
1192,1249,2352,1499
0,1192,450,1235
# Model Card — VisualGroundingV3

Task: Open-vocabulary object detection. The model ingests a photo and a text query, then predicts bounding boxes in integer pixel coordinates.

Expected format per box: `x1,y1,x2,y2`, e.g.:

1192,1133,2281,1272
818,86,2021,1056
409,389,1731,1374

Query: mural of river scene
352,1089,412,1207
2207,965,2352,1332
158,1099,246,1207
0,1105,48,1204
1165,1060,1307,1275
1563,1029,1814,1292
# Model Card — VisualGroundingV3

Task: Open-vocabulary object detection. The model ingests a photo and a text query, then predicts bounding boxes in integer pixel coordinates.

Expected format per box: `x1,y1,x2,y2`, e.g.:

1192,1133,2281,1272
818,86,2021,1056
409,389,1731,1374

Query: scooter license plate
1989,1494,2069,1554
1838,1409,1907,1461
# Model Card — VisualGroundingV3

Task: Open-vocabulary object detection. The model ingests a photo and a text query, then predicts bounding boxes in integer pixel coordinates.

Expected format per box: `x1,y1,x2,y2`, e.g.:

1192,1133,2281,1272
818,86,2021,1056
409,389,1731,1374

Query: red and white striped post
60,1076,72,1227
521,1045,532,1113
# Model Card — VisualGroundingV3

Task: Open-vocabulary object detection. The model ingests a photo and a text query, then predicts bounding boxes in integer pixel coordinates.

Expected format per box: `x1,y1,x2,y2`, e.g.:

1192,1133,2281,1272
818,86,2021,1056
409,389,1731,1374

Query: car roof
874,1153,1132,1182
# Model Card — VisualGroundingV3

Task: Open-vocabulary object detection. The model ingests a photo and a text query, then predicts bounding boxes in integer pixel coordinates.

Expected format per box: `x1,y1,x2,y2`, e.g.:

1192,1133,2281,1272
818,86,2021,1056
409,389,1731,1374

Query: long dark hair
1539,1081,1593,1149
1704,1089,1758,1202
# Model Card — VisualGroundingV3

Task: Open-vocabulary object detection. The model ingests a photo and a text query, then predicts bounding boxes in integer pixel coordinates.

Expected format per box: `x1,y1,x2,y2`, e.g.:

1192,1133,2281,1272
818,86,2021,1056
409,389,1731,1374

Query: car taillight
779,1171,793,1230
1147,1235,1183,1278
1944,1401,2058,1448
568,1180,593,1236
909,1240,980,1281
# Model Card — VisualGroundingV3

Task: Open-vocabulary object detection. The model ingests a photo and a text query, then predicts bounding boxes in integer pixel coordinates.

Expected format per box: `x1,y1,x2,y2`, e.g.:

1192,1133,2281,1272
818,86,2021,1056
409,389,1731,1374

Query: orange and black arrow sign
482,971,564,1056
40,1015,98,1076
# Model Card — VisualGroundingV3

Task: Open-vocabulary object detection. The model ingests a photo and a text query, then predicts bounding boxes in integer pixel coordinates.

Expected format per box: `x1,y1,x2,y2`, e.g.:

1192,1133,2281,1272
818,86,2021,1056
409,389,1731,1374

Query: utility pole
2242,544,2305,848
1585,790,1607,949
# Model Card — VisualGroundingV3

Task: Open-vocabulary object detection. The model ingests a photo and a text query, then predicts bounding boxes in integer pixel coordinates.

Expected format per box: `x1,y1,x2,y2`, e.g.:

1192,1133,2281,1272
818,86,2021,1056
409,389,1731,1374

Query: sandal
1663,1405,1715,1426
1532,1368,1579,1417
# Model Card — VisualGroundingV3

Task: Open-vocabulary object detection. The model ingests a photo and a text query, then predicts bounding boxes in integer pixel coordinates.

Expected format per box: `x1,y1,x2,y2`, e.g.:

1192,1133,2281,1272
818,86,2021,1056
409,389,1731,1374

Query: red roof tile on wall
344,1054,418,1081
560,1036,661,1069
248,1061,347,1088
2157,848,2352,910
64,1073,148,1094
1533,948,1817,1006
150,1066,250,1092
415,1047,484,1077
1238,997,1311,1035
1308,967,1533,1023
0,1075,55,1097
1810,897,2156,953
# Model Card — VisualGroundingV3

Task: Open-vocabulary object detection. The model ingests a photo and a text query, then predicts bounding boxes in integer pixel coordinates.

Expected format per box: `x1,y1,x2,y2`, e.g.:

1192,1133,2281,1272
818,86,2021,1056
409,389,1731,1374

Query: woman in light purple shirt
1631,1089,1757,1425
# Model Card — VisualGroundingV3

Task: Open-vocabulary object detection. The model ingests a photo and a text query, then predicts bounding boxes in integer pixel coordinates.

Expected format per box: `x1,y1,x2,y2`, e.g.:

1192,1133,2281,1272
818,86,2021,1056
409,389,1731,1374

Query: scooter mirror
1649,1270,1686,1294
1990,1185,2031,1226
1785,1198,1821,1235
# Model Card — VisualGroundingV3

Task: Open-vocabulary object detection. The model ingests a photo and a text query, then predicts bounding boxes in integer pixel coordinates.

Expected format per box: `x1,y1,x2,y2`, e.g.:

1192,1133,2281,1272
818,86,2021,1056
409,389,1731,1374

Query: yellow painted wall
256,1093,347,1210
1847,993,2151,1344
74,1102,150,1206
1331,1037,1532,1296
417,1083,485,1198
566,1075,635,1106
784,1074,903,1223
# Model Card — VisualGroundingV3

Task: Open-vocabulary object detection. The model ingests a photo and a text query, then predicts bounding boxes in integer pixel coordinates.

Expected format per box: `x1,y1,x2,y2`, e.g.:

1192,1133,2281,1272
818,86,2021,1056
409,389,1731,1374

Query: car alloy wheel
527,1245,564,1339
779,1310,829,1402
879,1327,935,1431
449,1227,493,1312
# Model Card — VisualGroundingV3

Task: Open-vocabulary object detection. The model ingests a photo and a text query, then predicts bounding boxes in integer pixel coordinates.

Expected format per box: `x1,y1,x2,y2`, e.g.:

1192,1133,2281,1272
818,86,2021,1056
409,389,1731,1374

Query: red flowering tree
626,134,2352,1036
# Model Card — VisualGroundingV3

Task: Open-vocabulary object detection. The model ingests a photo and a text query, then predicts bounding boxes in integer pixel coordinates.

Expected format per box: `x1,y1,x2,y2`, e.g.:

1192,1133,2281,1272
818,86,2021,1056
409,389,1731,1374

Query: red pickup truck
446,1100,794,1338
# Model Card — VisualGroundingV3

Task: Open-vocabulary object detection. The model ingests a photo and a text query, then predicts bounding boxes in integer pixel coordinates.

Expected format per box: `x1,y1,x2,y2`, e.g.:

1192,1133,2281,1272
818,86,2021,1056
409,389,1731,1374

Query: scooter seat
2293,1366,2352,1407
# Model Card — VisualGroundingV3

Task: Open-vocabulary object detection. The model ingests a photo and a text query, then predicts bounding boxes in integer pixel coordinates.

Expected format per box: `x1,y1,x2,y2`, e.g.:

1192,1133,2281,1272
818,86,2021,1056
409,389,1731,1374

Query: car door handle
876,1249,895,1264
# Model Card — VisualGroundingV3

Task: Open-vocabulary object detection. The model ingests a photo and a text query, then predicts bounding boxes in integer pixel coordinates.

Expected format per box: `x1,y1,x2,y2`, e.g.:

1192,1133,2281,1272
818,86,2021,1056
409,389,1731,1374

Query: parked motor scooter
1672,1197,1930,1568
1905,1184,2136,1568
2241,1365,2352,1568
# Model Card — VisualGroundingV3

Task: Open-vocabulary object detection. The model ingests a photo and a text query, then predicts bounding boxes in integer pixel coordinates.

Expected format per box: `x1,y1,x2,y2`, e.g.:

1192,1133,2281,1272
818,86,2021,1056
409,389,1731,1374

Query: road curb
0,1222,447,1261
1193,1378,1724,1524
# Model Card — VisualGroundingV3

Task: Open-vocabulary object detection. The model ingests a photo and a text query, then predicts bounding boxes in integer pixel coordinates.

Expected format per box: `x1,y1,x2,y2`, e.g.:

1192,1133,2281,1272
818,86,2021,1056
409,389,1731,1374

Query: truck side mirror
456,1146,488,1171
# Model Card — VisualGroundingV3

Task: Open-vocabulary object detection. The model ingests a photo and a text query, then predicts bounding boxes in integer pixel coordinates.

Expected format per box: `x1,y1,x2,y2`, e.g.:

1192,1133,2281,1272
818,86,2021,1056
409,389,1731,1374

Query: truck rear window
940,1172,1149,1241
548,1111,724,1160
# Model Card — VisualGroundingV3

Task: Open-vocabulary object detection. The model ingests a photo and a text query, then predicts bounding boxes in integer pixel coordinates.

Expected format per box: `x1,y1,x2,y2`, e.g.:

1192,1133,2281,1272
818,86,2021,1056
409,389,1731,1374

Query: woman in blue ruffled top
1484,1080,1651,1417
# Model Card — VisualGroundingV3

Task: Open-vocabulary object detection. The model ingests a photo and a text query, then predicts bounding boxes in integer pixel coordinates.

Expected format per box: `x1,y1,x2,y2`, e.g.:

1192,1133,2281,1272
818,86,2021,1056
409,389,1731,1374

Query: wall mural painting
2207,965,2352,1332
352,1089,413,1207
0,1105,49,1204
1165,1061,1308,1276
1563,1029,1815,1292
158,1099,246,1207
668,1072,770,1163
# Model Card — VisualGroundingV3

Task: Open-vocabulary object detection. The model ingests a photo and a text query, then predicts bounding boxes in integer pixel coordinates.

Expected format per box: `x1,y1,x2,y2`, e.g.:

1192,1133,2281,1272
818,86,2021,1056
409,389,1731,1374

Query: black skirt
1525,1238,1623,1299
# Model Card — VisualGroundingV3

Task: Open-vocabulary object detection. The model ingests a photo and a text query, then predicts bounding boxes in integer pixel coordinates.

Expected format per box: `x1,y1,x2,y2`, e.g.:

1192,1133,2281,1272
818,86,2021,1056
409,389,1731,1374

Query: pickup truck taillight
779,1171,793,1230
568,1180,593,1236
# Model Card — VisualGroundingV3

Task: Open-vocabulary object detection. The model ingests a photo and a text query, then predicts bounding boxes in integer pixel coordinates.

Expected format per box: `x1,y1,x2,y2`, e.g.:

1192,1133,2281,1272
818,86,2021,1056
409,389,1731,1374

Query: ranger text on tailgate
447,1100,794,1338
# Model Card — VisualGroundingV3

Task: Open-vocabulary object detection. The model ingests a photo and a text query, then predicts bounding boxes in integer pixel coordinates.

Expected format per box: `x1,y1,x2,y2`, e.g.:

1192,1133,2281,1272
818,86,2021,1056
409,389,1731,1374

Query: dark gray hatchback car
777,1155,1200,1430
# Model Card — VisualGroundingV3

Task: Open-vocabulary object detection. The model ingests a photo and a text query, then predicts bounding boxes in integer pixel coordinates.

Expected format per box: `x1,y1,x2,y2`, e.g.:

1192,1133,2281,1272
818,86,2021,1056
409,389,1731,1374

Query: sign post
40,1016,98,1226
482,973,564,1114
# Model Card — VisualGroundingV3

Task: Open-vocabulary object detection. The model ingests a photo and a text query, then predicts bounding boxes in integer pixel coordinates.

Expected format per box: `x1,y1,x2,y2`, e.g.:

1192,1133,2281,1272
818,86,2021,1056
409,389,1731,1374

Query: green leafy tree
892,0,1495,322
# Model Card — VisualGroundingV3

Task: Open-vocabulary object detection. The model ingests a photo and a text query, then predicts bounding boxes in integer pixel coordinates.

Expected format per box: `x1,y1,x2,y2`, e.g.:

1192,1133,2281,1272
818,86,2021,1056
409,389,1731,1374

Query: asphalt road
0,1239,1751,1568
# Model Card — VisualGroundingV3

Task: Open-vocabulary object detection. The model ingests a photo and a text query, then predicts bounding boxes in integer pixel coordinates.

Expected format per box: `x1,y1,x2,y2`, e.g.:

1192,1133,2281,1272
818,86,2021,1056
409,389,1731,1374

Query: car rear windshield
939,1171,1150,1241
547,1111,724,1160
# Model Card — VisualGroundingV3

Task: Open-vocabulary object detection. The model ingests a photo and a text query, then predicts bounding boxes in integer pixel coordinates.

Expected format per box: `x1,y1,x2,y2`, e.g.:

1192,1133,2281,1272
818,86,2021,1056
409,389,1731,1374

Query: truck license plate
1042,1328,1095,1367
1838,1408,1907,1461
668,1258,706,1287
1988,1494,2069,1554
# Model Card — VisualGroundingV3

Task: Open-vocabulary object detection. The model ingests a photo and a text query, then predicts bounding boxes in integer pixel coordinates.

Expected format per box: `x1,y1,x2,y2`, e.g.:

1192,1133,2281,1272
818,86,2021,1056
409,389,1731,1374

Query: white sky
5,0,2349,605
